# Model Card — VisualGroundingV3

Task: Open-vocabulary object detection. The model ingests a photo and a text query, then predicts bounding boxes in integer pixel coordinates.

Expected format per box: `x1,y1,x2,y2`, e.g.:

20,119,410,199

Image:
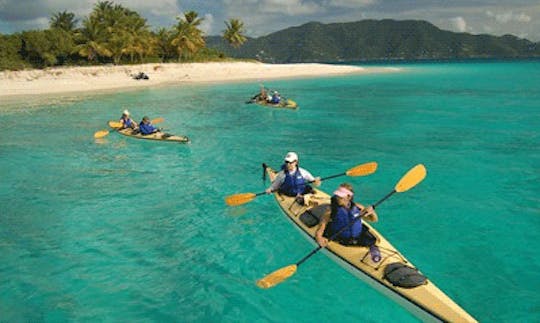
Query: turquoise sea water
1,60,539,322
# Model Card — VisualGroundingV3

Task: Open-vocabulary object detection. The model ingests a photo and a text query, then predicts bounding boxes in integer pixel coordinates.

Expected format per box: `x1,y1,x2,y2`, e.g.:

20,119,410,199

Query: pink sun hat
333,187,353,198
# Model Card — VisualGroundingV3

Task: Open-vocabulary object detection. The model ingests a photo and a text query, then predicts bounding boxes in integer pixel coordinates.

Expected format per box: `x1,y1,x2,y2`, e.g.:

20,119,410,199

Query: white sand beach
0,61,398,104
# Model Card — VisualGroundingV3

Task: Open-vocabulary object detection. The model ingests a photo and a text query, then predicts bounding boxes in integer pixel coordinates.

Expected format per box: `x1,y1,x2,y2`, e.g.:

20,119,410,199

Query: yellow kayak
265,166,476,322
248,95,298,109
117,128,190,143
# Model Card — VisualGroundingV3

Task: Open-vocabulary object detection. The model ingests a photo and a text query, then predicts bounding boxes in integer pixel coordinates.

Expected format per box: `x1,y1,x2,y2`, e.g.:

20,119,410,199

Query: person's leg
359,225,381,262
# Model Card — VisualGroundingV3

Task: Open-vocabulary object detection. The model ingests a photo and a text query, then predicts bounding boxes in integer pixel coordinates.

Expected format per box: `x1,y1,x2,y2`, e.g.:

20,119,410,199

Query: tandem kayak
248,95,298,109
265,166,476,322
256,98,298,109
117,128,190,143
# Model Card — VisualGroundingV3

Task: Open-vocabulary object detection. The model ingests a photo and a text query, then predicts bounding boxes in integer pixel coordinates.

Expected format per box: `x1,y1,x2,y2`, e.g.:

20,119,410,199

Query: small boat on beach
262,165,477,322
116,128,190,143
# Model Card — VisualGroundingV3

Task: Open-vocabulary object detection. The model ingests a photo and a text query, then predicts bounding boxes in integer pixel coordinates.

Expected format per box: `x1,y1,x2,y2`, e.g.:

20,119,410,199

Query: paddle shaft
296,189,397,267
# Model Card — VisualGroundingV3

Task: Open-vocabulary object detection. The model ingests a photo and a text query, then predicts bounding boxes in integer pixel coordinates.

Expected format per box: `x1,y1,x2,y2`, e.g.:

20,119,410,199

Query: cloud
0,0,48,21
0,0,101,21
450,16,467,32
224,0,323,16
486,10,531,24
326,0,376,8
116,0,180,17
0,0,188,33
0,0,179,23
200,13,214,35
1,0,540,41
260,0,322,15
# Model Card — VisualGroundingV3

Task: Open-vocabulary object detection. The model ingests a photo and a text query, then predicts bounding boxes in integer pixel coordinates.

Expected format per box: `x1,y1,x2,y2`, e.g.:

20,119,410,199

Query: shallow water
1,60,539,322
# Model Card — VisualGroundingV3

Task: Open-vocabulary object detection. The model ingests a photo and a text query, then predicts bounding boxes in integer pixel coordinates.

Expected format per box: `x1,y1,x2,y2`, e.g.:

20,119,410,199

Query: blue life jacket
121,117,134,128
271,94,280,104
279,165,306,196
139,122,156,135
328,201,362,239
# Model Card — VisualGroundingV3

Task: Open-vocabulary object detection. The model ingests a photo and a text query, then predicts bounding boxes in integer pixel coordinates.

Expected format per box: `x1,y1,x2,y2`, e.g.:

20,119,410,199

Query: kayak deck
117,128,190,143
266,166,476,323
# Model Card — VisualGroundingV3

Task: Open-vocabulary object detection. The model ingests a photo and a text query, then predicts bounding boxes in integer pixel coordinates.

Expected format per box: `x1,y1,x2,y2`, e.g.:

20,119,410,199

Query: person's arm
299,168,321,187
355,202,378,222
316,209,331,247
265,172,285,193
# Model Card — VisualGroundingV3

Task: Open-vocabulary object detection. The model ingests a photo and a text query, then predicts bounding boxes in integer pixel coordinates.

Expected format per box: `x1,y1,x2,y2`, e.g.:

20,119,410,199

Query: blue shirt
139,122,157,135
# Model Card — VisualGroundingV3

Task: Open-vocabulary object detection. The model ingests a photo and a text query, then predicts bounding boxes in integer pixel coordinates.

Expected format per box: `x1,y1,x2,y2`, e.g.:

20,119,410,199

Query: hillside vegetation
206,20,540,63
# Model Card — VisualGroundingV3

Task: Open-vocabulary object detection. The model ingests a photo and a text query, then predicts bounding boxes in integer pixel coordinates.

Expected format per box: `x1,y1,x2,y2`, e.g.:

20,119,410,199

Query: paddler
265,152,321,204
139,116,160,135
119,109,137,129
315,183,381,262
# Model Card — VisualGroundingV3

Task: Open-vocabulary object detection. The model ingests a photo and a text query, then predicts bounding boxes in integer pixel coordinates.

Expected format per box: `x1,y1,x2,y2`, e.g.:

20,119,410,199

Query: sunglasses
285,160,296,164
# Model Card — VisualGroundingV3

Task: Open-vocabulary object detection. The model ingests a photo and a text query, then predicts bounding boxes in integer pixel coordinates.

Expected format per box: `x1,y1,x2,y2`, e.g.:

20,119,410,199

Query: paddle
93,117,164,139
247,84,274,104
246,93,260,104
224,162,378,207
256,164,427,289
151,117,164,124
93,121,123,139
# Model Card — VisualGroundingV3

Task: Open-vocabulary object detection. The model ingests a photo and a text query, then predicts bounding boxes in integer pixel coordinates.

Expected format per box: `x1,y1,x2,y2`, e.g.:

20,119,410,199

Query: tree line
0,1,247,70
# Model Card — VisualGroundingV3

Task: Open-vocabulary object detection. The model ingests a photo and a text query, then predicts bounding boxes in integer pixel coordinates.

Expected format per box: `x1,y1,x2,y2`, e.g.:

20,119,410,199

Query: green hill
206,19,540,63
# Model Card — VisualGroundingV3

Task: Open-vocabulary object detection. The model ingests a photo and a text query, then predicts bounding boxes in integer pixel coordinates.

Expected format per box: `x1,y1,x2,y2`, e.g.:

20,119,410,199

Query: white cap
123,109,130,115
284,152,298,162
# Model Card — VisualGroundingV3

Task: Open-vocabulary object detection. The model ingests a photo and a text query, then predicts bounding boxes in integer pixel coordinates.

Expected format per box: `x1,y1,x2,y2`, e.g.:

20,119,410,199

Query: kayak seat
383,262,427,288
300,204,330,228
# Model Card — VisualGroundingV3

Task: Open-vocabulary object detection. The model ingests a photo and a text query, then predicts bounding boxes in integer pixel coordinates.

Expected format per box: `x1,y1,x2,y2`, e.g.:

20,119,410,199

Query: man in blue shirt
139,116,159,135
270,91,281,104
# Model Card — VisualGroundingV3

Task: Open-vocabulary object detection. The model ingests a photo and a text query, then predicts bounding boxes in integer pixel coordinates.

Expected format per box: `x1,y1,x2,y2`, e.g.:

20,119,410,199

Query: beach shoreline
0,61,399,107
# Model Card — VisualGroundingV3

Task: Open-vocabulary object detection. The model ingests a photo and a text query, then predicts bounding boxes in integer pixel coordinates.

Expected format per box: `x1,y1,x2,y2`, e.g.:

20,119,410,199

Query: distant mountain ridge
206,19,540,63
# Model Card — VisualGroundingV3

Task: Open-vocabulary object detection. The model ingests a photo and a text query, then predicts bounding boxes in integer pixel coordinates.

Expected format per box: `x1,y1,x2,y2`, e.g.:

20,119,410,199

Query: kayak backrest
383,262,428,288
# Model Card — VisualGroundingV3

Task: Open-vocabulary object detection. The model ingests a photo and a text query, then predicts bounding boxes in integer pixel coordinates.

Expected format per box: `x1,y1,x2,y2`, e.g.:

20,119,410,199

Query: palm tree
155,28,175,62
104,7,129,64
171,11,206,60
92,1,114,23
223,18,247,48
122,13,154,63
74,17,111,62
50,11,78,32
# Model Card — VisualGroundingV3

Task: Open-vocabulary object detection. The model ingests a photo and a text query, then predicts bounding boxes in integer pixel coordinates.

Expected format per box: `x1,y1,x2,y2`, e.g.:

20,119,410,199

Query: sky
0,0,539,42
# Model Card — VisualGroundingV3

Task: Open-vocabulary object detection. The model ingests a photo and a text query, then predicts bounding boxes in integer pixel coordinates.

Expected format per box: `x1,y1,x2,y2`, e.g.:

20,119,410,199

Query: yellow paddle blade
395,164,427,193
345,162,378,177
93,130,109,139
256,265,297,289
151,117,164,124
287,99,297,107
108,121,123,128
225,193,257,206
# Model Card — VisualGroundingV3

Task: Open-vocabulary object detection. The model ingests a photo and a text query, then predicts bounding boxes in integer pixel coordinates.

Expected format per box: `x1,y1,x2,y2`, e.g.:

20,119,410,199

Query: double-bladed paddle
93,117,164,139
256,164,427,289
224,162,378,207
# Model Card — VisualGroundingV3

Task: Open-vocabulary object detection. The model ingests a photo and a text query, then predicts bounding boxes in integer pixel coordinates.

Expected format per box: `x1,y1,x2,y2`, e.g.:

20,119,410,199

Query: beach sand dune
0,62,397,104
